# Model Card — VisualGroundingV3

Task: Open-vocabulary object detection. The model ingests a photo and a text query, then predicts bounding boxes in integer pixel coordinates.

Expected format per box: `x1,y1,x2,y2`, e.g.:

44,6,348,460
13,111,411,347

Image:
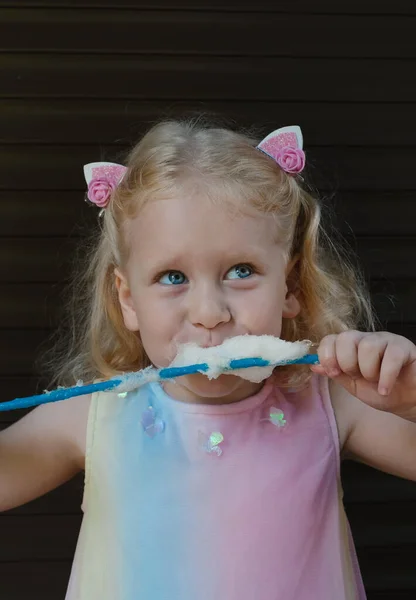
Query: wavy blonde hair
42,118,375,389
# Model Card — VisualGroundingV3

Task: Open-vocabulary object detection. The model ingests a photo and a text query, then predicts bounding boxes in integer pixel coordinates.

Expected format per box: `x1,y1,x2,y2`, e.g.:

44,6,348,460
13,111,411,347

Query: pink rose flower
87,177,117,208
275,146,305,175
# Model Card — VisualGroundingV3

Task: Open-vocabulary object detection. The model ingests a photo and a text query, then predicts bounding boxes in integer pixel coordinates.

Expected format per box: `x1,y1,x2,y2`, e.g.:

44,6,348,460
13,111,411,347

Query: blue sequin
141,406,165,438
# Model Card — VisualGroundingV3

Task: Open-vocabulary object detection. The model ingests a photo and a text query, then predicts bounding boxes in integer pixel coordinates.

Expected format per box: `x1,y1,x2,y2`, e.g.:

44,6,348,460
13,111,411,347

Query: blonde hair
41,118,375,389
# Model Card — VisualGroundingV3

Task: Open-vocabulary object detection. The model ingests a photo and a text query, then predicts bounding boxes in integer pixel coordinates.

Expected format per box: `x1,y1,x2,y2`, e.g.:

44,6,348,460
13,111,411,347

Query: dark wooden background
0,1,416,598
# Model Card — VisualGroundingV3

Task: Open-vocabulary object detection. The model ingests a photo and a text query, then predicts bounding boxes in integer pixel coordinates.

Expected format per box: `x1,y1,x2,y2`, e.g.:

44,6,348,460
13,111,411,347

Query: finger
335,330,366,379
378,340,410,396
309,364,326,376
357,333,387,383
317,335,340,377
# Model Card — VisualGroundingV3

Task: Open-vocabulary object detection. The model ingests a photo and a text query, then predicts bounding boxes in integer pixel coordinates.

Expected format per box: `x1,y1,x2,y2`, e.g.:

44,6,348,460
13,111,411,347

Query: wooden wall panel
0,100,415,146
0,2,415,598
0,563,72,600
0,9,415,58
2,55,416,102
5,0,416,14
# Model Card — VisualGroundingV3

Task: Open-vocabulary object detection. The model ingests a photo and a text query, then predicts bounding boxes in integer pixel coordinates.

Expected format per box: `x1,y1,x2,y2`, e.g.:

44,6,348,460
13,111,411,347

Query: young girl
0,119,415,600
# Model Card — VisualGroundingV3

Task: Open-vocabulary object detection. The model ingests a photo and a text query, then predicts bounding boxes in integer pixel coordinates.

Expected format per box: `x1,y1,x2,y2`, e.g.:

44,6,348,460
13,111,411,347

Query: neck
162,375,265,405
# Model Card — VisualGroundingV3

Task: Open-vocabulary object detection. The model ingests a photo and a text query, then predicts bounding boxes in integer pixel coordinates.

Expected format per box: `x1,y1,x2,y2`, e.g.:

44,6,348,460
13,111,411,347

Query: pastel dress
65,374,366,599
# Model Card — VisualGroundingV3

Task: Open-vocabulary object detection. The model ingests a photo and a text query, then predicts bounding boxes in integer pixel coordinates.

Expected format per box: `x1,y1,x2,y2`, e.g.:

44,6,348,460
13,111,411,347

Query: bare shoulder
17,392,92,469
40,393,91,467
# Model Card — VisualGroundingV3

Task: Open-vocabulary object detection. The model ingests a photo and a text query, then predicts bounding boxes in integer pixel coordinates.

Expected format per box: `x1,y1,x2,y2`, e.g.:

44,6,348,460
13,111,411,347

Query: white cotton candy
169,335,312,383
116,366,161,393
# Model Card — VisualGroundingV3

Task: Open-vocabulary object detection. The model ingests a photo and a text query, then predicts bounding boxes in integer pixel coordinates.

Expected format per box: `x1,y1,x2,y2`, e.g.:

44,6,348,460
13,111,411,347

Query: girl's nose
187,284,231,329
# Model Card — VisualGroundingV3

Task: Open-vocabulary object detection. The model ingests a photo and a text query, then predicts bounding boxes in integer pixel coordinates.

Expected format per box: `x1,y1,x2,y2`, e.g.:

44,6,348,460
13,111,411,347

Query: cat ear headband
83,126,305,212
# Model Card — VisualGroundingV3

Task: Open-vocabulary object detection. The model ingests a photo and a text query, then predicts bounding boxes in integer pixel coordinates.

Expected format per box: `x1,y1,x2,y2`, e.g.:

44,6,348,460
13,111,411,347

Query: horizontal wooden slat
0,283,62,327
331,192,416,236
0,279,414,328
358,547,416,590
1,55,416,102
2,146,416,190
371,279,416,323
0,237,415,282
5,1,416,15
367,594,416,600
0,190,414,236
0,239,79,282
352,238,416,279
0,562,72,600
0,377,44,418
346,502,416,548
306,148,416,191
0,329,50,376
342,462,416,503
0,11,415,58
0,514,81,560
0,192,94,235
2,474,83,514
2,100,416,147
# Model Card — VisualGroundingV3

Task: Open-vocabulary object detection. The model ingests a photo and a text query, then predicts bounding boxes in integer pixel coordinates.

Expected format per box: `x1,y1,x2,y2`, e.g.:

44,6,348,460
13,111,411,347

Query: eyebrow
147,246,274,273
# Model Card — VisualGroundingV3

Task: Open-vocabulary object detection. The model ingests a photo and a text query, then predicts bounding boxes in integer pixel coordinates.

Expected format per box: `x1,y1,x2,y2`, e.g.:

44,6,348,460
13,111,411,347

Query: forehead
125,193,280,263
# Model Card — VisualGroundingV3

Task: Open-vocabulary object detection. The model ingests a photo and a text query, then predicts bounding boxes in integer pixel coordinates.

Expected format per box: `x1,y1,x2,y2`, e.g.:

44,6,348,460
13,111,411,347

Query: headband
83,125,305,211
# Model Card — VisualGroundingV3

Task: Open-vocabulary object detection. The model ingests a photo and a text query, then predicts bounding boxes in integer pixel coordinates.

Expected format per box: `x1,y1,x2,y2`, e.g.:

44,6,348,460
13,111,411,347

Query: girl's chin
163,373,261,404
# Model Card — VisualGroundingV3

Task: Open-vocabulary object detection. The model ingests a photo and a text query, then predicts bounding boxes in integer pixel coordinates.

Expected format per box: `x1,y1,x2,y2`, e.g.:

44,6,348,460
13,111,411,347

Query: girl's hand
311,331,416,421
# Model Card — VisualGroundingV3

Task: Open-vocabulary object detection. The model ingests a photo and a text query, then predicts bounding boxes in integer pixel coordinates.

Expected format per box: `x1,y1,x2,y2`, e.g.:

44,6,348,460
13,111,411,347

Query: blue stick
0,354,319,412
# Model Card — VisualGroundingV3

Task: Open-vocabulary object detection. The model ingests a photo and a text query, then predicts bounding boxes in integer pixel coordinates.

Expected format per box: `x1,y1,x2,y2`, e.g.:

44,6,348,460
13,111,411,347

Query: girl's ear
282,293,301,319
114,267,140,332
282,255,301,319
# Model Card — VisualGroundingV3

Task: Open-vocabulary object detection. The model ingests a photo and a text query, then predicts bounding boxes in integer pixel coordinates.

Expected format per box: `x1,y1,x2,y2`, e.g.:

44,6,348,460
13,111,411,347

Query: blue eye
159,271,187,285
226,264,254,280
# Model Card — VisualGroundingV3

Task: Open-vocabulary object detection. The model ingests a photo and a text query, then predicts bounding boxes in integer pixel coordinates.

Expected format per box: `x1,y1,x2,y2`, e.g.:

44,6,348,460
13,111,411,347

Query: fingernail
379,386,389,396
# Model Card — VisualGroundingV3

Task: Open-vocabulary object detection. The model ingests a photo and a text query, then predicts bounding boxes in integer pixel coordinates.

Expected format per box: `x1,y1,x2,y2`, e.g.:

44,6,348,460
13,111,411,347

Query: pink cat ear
256,126,305,175
83,162,127,209
257,125,303,157
83,162,127,186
